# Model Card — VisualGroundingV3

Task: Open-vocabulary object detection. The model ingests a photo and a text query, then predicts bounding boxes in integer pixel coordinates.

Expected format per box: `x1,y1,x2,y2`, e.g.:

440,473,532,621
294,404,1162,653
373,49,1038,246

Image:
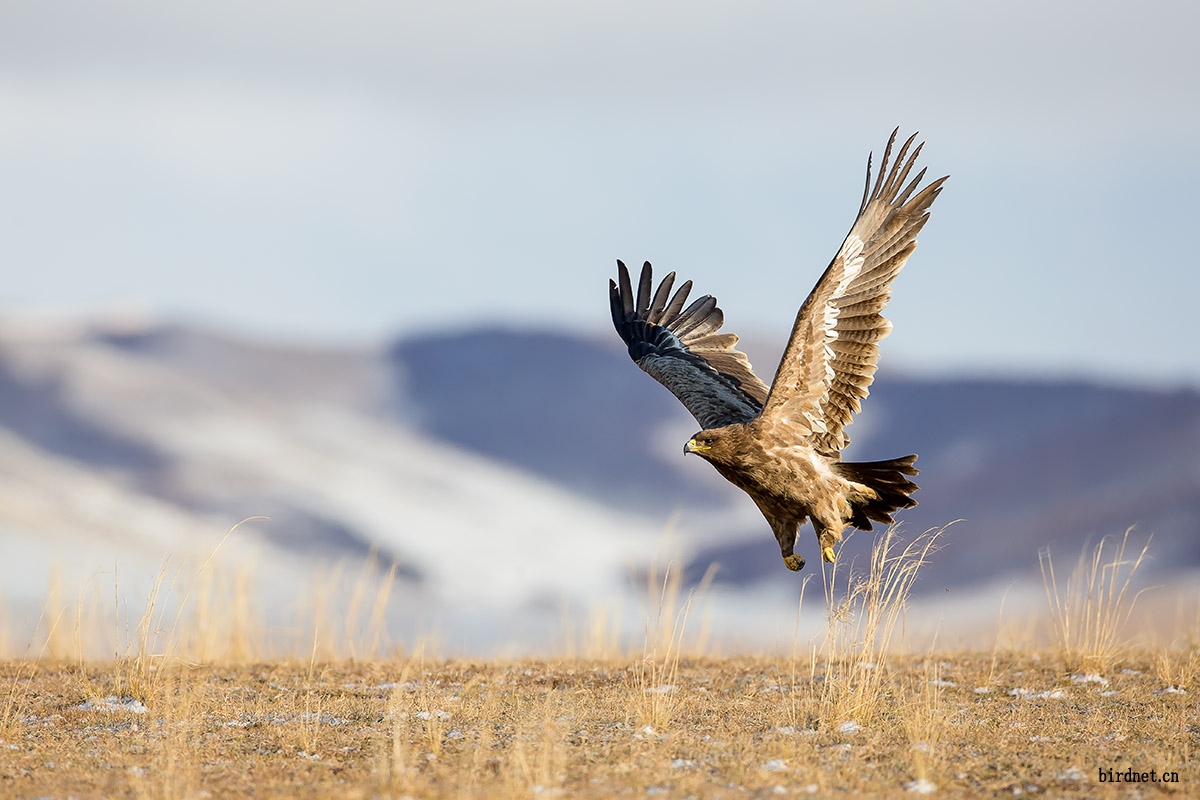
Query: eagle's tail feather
834,455,919,531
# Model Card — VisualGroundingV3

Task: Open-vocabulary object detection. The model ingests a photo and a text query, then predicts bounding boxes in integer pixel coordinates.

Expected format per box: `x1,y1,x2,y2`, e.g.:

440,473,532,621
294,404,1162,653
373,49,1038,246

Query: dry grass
1,649,1195,798
1,526,1196,798
1040,528,1153,672
812,526,948,727
631,560,717,731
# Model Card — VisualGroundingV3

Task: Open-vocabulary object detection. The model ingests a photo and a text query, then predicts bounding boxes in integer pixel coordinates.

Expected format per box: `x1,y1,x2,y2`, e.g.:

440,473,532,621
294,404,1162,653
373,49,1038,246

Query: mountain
391,328,1200,589
390,329,727,510
0,319,1195,652
0,322,661,653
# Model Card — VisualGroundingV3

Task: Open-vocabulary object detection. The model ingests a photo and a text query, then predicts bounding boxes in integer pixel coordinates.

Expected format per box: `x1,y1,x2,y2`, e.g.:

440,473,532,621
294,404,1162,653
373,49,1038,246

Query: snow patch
79,696,147,714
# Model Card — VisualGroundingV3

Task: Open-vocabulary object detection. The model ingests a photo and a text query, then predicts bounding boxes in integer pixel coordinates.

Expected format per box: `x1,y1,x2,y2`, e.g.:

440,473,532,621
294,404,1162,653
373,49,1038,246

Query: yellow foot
822,545,836,563
782,554,805,572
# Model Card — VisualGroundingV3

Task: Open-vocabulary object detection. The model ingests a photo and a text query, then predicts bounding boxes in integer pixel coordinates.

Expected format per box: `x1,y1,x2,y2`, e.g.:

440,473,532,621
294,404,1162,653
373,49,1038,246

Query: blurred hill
0,320,1196,650
392,328,1200,589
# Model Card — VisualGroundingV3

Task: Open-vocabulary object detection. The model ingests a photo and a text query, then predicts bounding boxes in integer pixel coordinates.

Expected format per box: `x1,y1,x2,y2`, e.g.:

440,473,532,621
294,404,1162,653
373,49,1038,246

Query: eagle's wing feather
761,129,947,453
610,260,769,430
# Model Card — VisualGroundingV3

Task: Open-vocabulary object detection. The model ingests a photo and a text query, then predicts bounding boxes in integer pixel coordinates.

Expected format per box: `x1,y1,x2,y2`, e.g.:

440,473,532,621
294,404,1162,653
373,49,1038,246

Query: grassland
2,529,1195,798
1,647,1196,799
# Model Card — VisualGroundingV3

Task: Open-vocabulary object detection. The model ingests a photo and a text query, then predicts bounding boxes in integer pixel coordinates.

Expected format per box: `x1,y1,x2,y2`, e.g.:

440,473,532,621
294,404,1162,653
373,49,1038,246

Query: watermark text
1098,767,1179,784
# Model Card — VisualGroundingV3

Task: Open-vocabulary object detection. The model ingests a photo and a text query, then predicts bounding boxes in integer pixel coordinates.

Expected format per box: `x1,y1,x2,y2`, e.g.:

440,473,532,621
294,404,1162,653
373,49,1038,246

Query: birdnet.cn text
1098,767,1180,784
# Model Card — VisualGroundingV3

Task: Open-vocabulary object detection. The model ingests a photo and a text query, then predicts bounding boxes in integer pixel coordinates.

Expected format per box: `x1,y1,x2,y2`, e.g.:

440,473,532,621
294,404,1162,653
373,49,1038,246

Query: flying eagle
609,129,946,572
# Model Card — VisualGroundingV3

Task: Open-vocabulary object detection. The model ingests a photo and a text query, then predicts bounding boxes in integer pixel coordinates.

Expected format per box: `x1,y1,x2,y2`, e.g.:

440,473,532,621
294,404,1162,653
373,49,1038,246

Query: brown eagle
609,129,946,572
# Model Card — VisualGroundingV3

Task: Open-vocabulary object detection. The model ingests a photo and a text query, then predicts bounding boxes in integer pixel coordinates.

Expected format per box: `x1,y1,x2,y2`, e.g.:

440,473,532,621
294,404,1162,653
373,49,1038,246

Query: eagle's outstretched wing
761,129,947,454
610,260,769,430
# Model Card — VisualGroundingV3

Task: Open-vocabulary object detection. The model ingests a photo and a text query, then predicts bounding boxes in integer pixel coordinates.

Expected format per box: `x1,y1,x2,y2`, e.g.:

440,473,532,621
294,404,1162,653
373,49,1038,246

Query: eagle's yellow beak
685,438,711,455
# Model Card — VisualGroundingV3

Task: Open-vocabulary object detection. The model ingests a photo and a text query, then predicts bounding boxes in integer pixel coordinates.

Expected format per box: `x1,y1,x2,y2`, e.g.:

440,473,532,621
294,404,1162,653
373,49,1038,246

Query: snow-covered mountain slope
0,322,665,652
1,319,1196,652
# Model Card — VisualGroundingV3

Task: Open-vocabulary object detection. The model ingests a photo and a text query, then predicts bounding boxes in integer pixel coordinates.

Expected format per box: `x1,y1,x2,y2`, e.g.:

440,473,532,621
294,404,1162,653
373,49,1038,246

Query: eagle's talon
783,554,805,572
821,545,836,563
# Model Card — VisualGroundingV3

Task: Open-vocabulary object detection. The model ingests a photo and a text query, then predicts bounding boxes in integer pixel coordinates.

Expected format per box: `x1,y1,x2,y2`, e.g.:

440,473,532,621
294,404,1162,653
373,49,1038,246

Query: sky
0,1,1198,386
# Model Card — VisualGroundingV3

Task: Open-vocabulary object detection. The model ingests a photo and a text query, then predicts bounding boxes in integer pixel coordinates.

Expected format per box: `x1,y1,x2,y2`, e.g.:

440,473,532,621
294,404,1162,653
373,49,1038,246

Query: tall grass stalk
817,526,946,725
1039,528,1152,671
902,651,949,782
632,560,716,729
109,516,265,699
784,573,816,730
559,602,623,661
381,641,432,794
0,601,67,737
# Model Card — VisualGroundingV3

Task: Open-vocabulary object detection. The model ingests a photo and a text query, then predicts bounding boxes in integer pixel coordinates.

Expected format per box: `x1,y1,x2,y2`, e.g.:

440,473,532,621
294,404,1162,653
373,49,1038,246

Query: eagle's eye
704,437,714,446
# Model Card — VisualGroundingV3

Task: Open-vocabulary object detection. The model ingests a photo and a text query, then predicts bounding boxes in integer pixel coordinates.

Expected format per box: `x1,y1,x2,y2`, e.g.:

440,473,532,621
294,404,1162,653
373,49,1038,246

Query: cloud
0,76,383,188
0,1,1197,384
4,2,1197,136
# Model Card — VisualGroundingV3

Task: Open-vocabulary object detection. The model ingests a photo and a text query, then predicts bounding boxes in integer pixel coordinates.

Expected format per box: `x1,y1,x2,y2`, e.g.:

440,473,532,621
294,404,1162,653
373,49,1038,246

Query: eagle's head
684,426,747,466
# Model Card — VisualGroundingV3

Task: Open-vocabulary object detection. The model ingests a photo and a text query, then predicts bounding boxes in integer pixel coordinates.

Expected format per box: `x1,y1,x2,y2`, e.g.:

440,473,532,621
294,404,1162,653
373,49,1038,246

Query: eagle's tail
834,455,919,531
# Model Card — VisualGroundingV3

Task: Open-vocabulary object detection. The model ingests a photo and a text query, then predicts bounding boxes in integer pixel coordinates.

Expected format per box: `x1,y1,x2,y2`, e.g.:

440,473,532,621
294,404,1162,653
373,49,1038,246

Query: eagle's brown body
686,421,918,570
610,130,944,571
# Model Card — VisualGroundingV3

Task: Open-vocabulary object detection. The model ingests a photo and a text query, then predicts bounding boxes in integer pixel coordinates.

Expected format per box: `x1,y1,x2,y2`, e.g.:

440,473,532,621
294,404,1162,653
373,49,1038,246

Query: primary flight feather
609,129,947,571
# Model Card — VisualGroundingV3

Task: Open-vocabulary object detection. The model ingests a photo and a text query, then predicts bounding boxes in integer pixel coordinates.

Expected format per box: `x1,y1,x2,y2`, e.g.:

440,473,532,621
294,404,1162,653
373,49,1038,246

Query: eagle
609,129,946,572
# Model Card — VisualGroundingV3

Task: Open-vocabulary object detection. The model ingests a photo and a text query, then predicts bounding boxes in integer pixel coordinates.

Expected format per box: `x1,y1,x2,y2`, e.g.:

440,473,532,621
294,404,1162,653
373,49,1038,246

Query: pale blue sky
1,1,1197,386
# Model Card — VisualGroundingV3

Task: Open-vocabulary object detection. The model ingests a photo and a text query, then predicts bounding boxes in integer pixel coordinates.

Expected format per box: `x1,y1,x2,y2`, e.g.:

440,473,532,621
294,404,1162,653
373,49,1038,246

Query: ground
2,649,1194,799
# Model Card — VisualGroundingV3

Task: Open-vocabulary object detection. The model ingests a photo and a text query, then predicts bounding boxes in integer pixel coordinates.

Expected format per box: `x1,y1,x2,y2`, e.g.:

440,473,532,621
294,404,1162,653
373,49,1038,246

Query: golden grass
2,648,1195,798
812,526,948,727
1040,528,1153,672
631,560,717,731
1,525,1195,798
